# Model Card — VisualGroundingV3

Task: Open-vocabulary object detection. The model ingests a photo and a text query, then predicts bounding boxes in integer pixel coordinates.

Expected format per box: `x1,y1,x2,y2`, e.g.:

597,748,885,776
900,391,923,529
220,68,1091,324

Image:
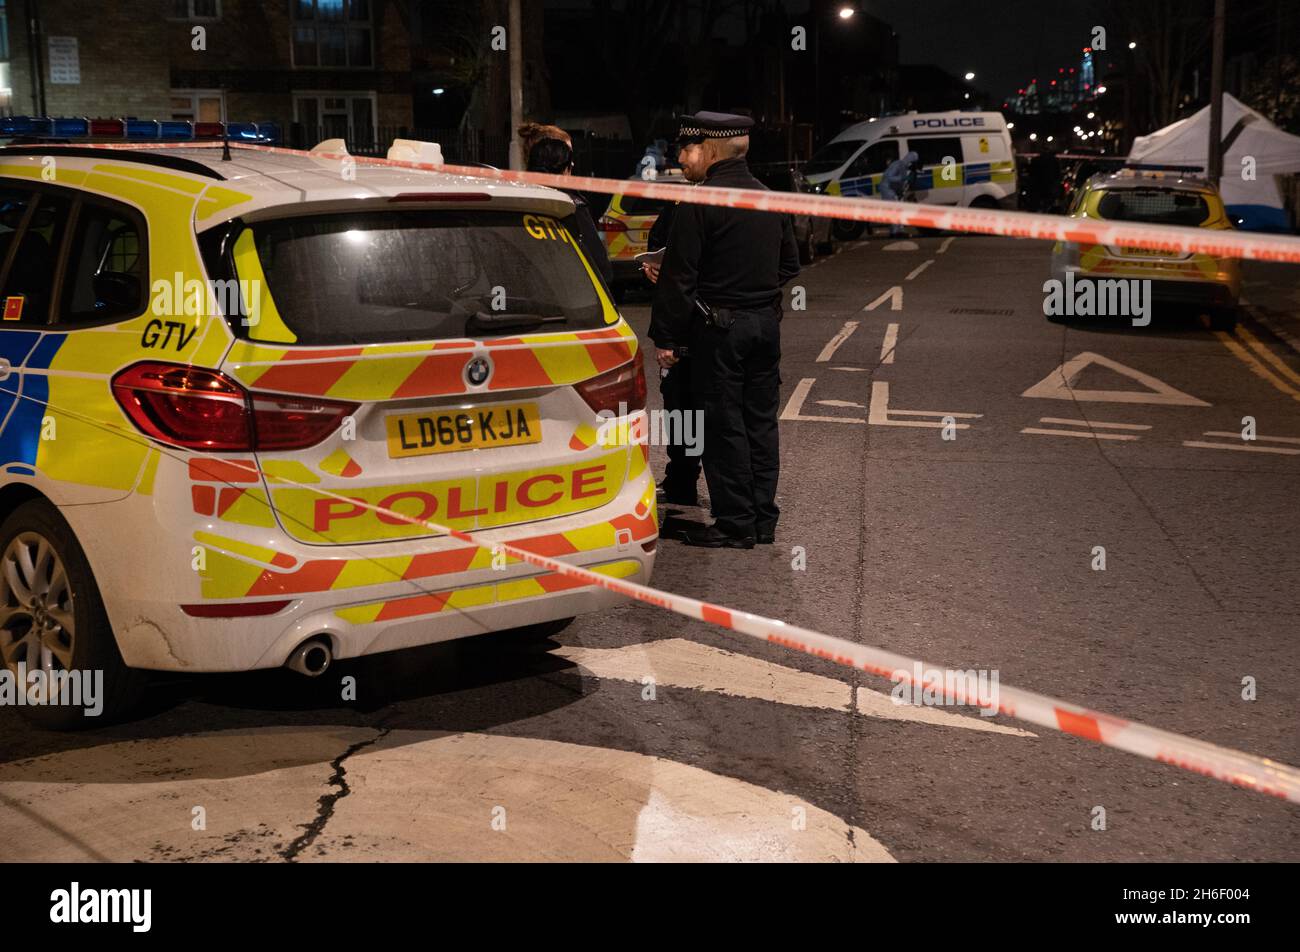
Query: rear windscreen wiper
465,311,567,334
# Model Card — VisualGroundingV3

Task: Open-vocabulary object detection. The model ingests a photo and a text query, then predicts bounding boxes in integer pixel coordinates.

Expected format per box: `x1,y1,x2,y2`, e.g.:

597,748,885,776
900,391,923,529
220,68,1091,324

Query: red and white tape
22,139,1300,265
250,457,1300,805
9,142,1300,804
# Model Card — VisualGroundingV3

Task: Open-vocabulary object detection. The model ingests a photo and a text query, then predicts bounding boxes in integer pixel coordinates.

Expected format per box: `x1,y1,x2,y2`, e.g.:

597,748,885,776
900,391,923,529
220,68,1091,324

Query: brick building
1,0,417,145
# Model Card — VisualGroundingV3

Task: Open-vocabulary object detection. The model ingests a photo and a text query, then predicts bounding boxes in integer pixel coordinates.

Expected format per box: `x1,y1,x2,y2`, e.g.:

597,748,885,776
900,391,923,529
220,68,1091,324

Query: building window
0,1,10,60
170,0,221,20
292,0,372,68
171,89,226,123
294,92,377,150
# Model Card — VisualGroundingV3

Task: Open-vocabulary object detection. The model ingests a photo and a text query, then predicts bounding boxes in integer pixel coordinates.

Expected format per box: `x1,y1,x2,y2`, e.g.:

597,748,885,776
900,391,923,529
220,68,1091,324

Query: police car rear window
1096,189,1210,227
235,210,607,345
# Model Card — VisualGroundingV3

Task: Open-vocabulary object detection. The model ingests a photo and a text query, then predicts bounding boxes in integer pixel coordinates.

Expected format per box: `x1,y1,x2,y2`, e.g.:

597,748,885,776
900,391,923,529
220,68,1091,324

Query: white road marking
905,259,934,281
817,320,860,362
1022,352,1210,407
880,322,899,364
555,639,1032,737
817,399,865,408
1038,418,1152,430
937,236,956,254
869,381,982,429
863,286,903,312
780,378,864,422
1202,430,1300,444
1021,428,1140,442
1183,440,1300,456
830,366,869,372
882,240,919,251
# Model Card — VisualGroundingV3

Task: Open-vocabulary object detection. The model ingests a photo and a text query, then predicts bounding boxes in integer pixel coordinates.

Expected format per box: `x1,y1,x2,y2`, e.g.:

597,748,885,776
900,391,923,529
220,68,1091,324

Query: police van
800,111,1018,231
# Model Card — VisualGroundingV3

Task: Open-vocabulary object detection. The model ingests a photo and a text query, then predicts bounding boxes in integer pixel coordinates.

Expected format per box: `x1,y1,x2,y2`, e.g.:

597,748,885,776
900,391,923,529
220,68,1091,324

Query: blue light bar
158,120,193,139
0,116,278,144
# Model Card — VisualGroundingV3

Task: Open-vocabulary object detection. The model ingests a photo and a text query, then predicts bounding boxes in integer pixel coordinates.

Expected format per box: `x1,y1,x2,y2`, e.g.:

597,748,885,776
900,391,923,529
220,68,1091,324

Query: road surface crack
281,725,392,862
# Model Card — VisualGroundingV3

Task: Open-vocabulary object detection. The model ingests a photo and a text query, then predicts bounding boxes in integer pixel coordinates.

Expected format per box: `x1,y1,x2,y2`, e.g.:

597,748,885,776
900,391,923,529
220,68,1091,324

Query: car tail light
596,217,626,232
575,358,647,415
112,362,357,452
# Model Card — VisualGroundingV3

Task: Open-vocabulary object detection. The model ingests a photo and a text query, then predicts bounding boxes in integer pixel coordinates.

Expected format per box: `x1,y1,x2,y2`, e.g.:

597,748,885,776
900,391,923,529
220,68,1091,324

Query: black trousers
658,358,702,501
691,305,782,538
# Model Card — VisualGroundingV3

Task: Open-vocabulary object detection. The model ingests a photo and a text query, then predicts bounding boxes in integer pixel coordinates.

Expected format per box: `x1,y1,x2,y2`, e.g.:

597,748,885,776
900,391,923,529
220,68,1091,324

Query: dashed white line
880,322,899,364
816,320,860,362
1038,418,1151,431
937,236,956,254
1021,428,1140,442
1182,440,1300,456
905,259,934,281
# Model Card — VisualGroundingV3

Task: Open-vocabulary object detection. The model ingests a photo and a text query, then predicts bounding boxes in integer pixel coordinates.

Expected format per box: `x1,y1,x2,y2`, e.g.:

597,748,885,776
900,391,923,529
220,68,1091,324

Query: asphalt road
2,233,1298,862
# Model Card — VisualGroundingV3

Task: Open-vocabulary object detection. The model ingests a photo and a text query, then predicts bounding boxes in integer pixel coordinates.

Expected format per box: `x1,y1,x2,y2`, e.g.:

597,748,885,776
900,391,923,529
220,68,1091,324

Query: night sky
862,0,1108,98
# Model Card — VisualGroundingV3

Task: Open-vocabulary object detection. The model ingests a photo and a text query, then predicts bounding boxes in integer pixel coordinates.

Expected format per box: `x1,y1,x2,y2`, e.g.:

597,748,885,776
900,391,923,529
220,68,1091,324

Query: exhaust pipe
285,637,333,677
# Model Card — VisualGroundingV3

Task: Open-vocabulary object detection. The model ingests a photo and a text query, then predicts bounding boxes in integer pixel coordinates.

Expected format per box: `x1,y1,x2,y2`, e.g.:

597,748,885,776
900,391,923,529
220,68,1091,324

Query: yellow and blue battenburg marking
0,331,66,475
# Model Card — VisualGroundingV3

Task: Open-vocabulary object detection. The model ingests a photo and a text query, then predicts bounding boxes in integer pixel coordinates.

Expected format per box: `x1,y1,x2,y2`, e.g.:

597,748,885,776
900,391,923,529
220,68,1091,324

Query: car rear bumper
69,465,657,672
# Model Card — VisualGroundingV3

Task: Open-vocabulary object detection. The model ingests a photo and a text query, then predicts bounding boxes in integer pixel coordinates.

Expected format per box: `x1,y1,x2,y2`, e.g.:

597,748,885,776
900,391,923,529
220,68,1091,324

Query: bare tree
1108,0,1213,131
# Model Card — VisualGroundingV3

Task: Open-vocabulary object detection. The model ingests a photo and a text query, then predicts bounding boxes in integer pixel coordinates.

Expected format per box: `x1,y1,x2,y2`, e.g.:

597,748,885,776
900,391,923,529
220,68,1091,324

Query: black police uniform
645,203,702,504
648,112,800,547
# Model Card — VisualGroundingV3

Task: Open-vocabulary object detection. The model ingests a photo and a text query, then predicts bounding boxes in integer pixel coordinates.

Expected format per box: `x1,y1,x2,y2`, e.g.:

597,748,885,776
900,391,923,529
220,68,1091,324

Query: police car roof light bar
0,115,279,144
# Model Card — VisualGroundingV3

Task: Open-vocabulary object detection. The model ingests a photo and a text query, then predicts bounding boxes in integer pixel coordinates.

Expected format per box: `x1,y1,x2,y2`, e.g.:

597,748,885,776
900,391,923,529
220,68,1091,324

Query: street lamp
964,71,975,81
1128,41,1137,50
814,3,859,144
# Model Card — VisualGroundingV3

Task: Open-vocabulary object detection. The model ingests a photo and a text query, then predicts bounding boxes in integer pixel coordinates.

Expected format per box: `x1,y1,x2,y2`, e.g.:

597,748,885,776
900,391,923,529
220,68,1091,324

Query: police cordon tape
4,378,1298,806
26,139,1300,265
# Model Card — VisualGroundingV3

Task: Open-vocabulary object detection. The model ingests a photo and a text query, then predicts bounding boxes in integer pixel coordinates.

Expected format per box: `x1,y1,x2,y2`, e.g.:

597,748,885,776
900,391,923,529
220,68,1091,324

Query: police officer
648,112,800,548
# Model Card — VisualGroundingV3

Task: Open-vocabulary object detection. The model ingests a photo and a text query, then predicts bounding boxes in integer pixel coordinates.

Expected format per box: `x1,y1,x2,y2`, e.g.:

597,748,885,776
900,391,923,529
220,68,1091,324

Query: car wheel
832,220,866,242
798,230,814,265
1208,307,1237,332
0,499,146,729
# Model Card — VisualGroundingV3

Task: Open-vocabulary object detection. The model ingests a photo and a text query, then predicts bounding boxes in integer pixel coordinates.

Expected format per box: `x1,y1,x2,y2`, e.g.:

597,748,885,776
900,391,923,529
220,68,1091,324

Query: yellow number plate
386,404,542,458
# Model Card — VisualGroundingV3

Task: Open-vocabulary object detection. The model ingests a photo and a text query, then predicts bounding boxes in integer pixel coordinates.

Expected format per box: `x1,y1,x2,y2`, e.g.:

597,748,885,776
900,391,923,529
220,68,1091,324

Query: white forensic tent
1128,93,1300,232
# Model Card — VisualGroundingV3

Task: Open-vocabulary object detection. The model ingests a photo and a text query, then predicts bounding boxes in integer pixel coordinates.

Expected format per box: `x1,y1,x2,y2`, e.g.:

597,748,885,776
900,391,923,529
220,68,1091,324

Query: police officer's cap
675,111,754,145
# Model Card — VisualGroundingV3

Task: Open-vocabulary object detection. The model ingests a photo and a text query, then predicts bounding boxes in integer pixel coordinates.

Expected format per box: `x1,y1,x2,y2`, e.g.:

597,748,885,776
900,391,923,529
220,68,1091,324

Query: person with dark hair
523,132,613,288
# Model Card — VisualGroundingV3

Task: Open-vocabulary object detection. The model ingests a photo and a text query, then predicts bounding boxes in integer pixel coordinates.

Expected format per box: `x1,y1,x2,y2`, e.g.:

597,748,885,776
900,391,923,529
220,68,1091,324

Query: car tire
832,220,866,242
0,499,146,729
1208,307,1238,332
798,230,814,265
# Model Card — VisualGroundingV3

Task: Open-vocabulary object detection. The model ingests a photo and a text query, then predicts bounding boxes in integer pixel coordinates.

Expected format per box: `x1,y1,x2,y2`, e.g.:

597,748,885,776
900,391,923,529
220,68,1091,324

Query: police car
0,119,656,726
801,111,1018,239
1049,167,1241,329
596,170,688,293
